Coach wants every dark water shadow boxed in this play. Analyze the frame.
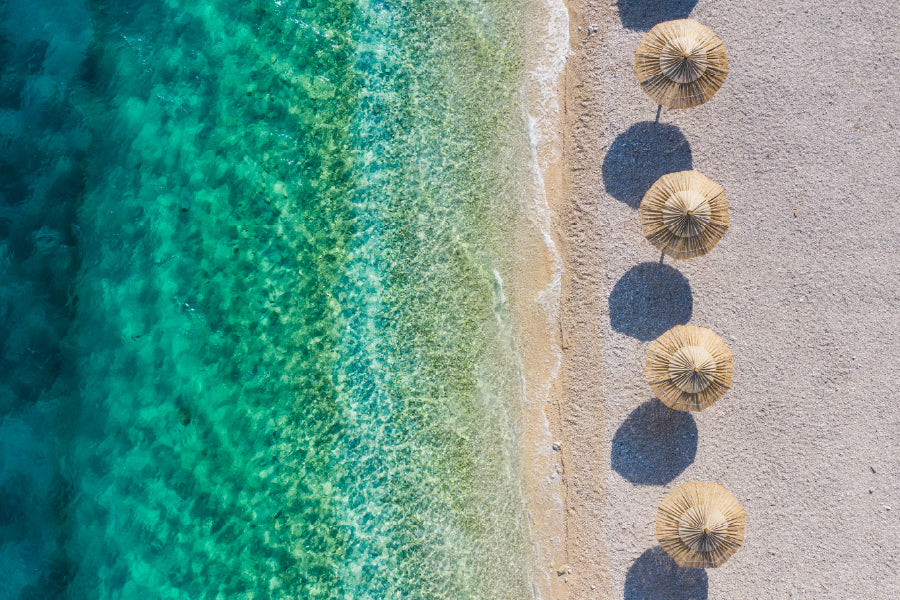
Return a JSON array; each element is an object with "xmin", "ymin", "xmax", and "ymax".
[
  {"xmin": 612, "ymin": 399, "xmax": 697, "ymax": 485},
  {"xmin": 608, "ymin": 263, "xmax": 692, "ymax": 341},
  {"xmin": 625, "ymin": 547, "xmax": 708, "ymax": 599},
  {"xmin": 602, "ymin": 122, "xmax": 692, "ymax": 209},
  {"xmin": 618, "ymin": 0, "xmax": 699, "ymax": 31},
  {"xmin": 0, "ymin": 11, "xmax": 87, "ymax": 598}
]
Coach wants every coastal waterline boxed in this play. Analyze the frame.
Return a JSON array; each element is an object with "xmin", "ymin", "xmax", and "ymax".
[{"xmin": 0, "ymin": 0, "xmax": 562, "ymax": 598}]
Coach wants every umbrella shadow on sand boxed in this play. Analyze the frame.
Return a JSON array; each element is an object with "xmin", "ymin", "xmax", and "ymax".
[
  {"xmin": 608, "ymin": 262, "xmax": 692, "ymax": 341},
  {"xmin": 602, "ymin": 122, "xmax": 693, "ymax": 209},
  {"xmin": 611, "ymin": 399, "xmax": 697, "ymax": 486},
  {"xmin": 617, "ymin": 0, "xmax": 699, "ymax": 31},
  {"xmin": 625, "ymin": 547, "xmax": 708, "ymax": 600}
]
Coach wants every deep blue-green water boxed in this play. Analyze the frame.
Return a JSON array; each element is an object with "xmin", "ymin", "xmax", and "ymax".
[{"xmin": 0, "ymin": 0, "xmax": 557, "ymax": 598}]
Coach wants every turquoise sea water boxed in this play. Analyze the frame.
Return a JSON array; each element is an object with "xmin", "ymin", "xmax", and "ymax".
[{"xmin": 1, "ymin": 0, "xmax": 544, "ymax": 598}]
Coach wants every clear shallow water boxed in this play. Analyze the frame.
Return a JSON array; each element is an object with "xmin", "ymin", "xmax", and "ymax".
[{"xmin": 0, "ymin": 0, "xmax": 542, "ymax": 598}]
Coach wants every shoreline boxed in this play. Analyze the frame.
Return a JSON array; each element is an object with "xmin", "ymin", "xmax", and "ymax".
[
  {"xmin": 508, "ymin": 0, "xmax": 612, "ymax": 598},
  {"xmin": 510, "ymin": 0, "xmax": 570, "ymax": 598}
]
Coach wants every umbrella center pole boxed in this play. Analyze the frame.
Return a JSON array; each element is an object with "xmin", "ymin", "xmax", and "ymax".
[
  {"xmin": 668, "ymin": 345, "xmax": 716, "ymax": 394},
  {"xmin": 662, "ymin": 190, "xmax": 711, "ymax": 239},
  {"xmin": 678, "ymin": 505, "xmax": 728, "ymax": 554},
  {"xmin": 659, "ymin": 37, "xmax": 709, "ymax": 84}
]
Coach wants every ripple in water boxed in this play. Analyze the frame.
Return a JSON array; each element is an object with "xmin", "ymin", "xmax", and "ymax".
[{"xmin": 0, "ymin": 0, "xmax": 542, "ymax": 598}]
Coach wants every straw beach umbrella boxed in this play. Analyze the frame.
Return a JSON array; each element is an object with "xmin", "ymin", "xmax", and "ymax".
[
  {"xmin": 657, "ymin": 481, "xmax": 746, "ymax": 568},
  {"xmin": 635, "ymin": 19, "xmax": 728, "ymax": 109},
  {"xmin": 640, "ymin": 170, "xmax": 729, "ymax": 259},
  {"xmin": 646, "ymin": 325, "xmax": 732, "ymax": 412}
]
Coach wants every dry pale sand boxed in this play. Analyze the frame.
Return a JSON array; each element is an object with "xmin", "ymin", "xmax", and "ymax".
[{"xmin": 551, "ymin": 1, "xmax": 900, "ymax": 598}]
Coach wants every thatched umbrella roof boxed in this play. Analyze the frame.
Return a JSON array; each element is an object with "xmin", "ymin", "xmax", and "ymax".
[
  {"xmin": 657, "ymin": 481, "xmax": 746, "ymax": 568},
  {"xmin": 635, "ymin": 19, "xmax": 729, "ymax": 109},
  {"xmin": 640, "ymin": 170, "xmax": 729, "ymax": 259},
  {"xmin": 646, "ymin": 325, "xmax": 733, "ymax": 412}
]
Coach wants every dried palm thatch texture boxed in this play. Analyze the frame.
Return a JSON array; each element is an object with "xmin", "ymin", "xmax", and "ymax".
[
  {"xmin": 635, "ymin": 19, "xmax": 729, "ymax": 109},
  {"xmin": 646, "ymin": 325, "xmax": 732, "ymax": 412},
  {"xmin": 657, "ymin": 481, "xmax": 746, "ymax": 568},
  {"xmin": 641, "ymin": 170, "xmax": 729, "ymax": 259}
]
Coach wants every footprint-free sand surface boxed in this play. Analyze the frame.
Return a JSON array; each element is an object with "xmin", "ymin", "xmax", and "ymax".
[{"xmin": 553, "ymin": 1, "xmax": 900, "ymax": 597}]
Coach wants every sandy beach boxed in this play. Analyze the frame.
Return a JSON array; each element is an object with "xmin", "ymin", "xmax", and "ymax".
[{"xmin": 551, "ymin": 0, "xmax": 900, "ymax": 597}]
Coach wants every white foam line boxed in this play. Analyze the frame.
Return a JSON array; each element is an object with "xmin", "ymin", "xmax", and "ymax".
[{"xmin": 521, "ymin": 0, "xmax": 569, "ymax": 598}]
